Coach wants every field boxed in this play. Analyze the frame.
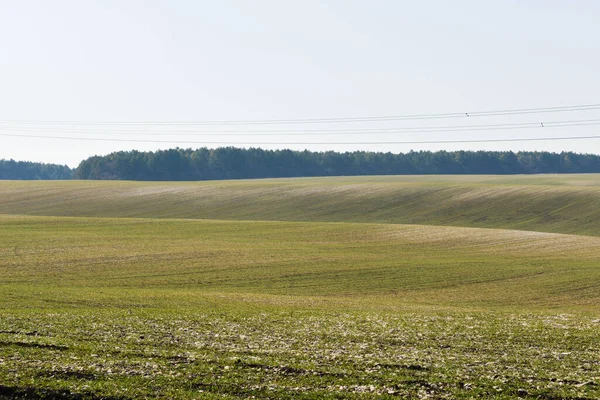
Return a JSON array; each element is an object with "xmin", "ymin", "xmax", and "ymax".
[
  {"xmin": 0, "ymin": 175, "xmax": 599, "ymax": 399},
  {"xmin": 2, "ymin": 175, "xmax": 600, "ymax": 235}
]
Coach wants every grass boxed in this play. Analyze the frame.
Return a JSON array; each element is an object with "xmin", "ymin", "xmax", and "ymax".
[
  {"xmin": 1, "ymin": 175, "xmax": 599, "ymax": 399},
  {"xmin": 1, "ymin": 174, "xmax": 600, "ymax": 236},
  {"xmin": 2, "ymin": 309, "xmax": 599, "ymax": 399},
  {"xmin": 1, "ymin": 215, "xmax": 600, "ymax": 310}
]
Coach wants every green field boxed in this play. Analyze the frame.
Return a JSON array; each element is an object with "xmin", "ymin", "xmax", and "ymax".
[
  {"xmin": 1, "ymin": 176, "xmax": 599, "ymax": 399},
  {"xmin": 2, "ymin": 174, "xmax": 600, "ymax": 236}
]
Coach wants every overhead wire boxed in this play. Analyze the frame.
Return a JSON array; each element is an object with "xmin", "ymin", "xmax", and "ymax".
[
  {"xmin": 2, "ymin": 131, "xmax": 600, "ymax": 145},
  {"xmin": 1, "ymin": 103, "xmax": 600, "ymax": 126},
  {"xmin": 1, "ymin": 119, "xmax": 600, "ymax": 136},
  {"xmin": 2, "ymin": 103, "xmax": 600, "ymax": 146}
]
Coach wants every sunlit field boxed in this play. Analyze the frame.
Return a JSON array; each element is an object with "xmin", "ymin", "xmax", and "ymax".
[
  {"xmin": 1, "ymin": 176, "xmax": 599, "ymax": 399},
  {"xmin": 2, "ymin": 174, "xmax": 600, "ymax": 236}
]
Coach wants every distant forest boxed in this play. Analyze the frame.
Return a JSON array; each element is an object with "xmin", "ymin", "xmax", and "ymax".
[
  {"xmin": 0, "ymin": 159, "xmax": 72, "ymax": 180},
  {"xmin": 71, "ymin": 148, "xmax": 600, "ymax": 181},
  {"xmin": 5, "ymin": 148, "xmax": 600, "ymax": 181}
]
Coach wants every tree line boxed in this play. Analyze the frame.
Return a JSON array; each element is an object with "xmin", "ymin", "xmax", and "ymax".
[
  {"xmin": 72, "ymin": 147, "xmax": 600, "ymax": 180},
  {"xmin": 5, "ymin": 148, "xmax": 600, "ymax": 181},
  {"xmin": 0, "ymin": 159, "xmax": 72, "ymax": 180}
]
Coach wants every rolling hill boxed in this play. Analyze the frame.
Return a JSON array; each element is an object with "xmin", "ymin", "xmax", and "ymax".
[
  {"xmin": 1, "ymin": 215, "xmax": 599, "ymax": 310},
  {"xmin": 2, "ymin": 175, "xmax": 600, "ymax": 398},
  {"xmin": 2, "ymin": 174, "xmax": 600, "ymax": 236}
]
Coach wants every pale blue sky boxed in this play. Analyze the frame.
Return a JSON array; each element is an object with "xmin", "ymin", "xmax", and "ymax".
[{"xmin": 1, "ymin": 1, "xmax": 600, "ymax": 167}]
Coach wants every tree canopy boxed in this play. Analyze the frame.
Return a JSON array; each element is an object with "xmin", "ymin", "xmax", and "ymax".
[
  {"xmin": 0, "ymin": 159, "xmax": 72, "ymax": 180},
  {"xmin": 73, "ymin": 147, "xmax": 600, "ymax": 181}
]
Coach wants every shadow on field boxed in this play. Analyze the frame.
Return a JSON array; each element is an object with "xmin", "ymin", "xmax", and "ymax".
[
  {"xmin": 233, "ymin": 359, "xmax": 347, "ymax": 377},
  {"xmin": 37, "ymin": 370, "xmax": 99, "ymax": 381},
  {"xmin": 0, "ymin": 385, "xmax": 129, "ymax": 400},
  {"xmin": 0, "ymin": 340, "xmax": 67, "ymax": 351},
  {"xmin": 0, "ymin": 330, "xmax": 39, "ymax": 336},
  {"xmin": 375, "ymin": 363, "xmax": 429, "ymax": 371}
]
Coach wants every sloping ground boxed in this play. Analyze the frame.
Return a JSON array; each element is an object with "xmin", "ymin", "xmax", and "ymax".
[
  {"xmin": 1, "ymin": 177, "xmax": 599, "ymax": 399},
  {"xmin": 1, "ymin": 174, "xmax": 600, "ymax": 236},
  {"xmin": 2, "ymin": 215, "xmax": 599, "ymax": 310}
]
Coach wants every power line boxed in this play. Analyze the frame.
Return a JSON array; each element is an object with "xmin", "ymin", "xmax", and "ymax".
[
  {"xmin": 2, "ymin": 131, "xmax": 600, "ymax": 145},
  {"xmin": 1, "ymin": 119, "xmax": 600, "ymax": 136},
  {"xmin": 1, "ymin": 103, "xmax": 600, "ymax": 126}
]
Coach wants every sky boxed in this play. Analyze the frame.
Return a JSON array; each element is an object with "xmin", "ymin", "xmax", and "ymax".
[{"xmin": 1, "ymin": 0, "xmax": 600, "ymax": 167}]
